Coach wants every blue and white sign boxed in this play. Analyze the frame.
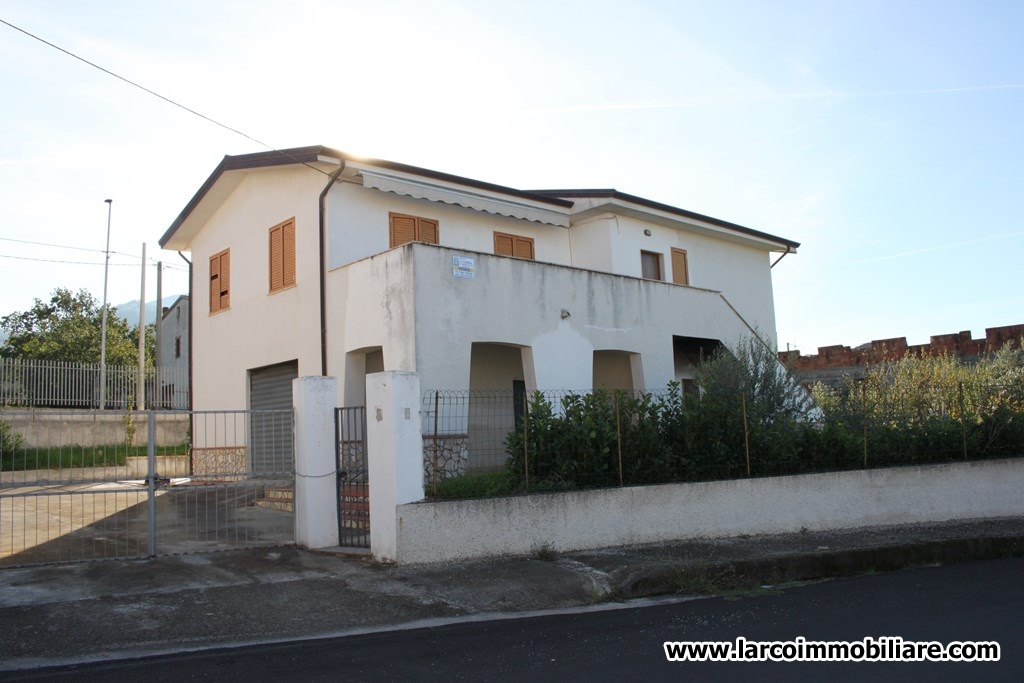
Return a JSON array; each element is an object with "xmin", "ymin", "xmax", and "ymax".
[{"xmin": 452, "ymin": 255, "xmax": 475, "ymax": 279}]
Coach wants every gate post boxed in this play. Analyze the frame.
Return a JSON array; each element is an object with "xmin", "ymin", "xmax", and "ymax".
[
  {"xmin": 366, "ymin": 371, "xmax": 424, "ymax": 563},
  {"xmin": 293, "ymin": 375, "xmax": 339, "ymax": 549}
]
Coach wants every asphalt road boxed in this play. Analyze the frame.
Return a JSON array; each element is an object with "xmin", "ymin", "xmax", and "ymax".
[{"xmin": 5, "ymin": 557, "xmax": 1022, "ymax": 682}]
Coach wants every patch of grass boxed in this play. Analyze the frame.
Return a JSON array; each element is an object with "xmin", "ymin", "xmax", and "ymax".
[
  {"xmin": 590, "ymin": 586, "xmax": 624, "ymax": 604},
  {"xmin": 430, "ymin": 470, "xmax": 514, "ymax": 500},
  {"xmin": 532, "ymin": 543, "xmax": 558, "ymax": 562},
  {"xmin": 2, "ymin": 444, "xmax": 189, "ymax": 471},
  {"xmin": 675, "ymin": 564, "xmax": 728, "ymax": 595},
  {"xmin": 674, "ymin": 563, "xmax": 762, "ymax": 596}
]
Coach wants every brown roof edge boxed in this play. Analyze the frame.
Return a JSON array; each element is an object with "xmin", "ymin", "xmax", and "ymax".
[
  {"xmin": 530, "ymin": 188, "xmax": 801, "ymax": 250},
  {"xmin": 159, "ymin": 146, "xmax": 331, "ymax": 248},
  {"xmin": 160, "ymin": 145, "xmax": 575, "ymax": 248}
]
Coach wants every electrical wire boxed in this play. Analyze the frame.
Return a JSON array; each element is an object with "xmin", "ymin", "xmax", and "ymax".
[
  {"xmin": 0, "ymin": 253, "xmax": 144, "ymax": 266},
  {"xmin": 0, "ymin": 17, "xmax": 335, "ymax": 180},
  {"xmin": 0, "ymin": 237, "xmax": 188, "ymax": 271},
  {"xmin": 0, "ymin": 236, "xmax": 106, "ymax": 254}
]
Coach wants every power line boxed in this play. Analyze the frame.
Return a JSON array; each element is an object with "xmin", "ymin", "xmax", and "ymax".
[
  {"xmin": 0, "ymin": 17, "xmax": 335, "ymax": 180},
  {"xmin": 0, "ymin": 236, "xmax": 104, "ymax": 254},
  {"xmin": 0, "ymin": 237, "xmax": 189, "ymax": 271},
  {"xmin": 0, "ymin": 253, "xmax": 165, "ymax": 267}
]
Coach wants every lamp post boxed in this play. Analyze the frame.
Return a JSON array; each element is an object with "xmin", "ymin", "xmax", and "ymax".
[{"xmin": 100, "ymin": 199, "xmax": 112, "ymax": 409}]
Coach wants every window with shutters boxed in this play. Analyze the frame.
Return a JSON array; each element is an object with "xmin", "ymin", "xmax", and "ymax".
[
  {"xmin": 640, "ymin": 250, "xmax": 662, "ymax": 281},
  {"xmin": 209, "ymin": 249, "xmax": 230, "ymax": 314},
  {"xmin": 671, "ymin": 247, "xmax": 689, "ymax": 286},
  {"xmin": 493, "ymin": 231, "xmax": 535, "ymax": 260},
  {"xmin": 269, "ymin": 218, "xmax": 296, "ymax": 293},
  {"xmin": 389, "ymin": 212, "xmax": 439, "ymax": 248}
]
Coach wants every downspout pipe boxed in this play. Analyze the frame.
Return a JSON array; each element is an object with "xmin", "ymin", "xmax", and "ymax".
[
  {"xmin": 178, "ymin": 251, "xmax": 192, "ymax": 411},
  {"xmin": 319, "ymin": 163, "xmax": 346, "ymax": 376}
]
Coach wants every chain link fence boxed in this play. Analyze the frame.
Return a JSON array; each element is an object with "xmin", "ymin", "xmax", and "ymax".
[
  {"xmin": 0, "ymin": 409, "xmax": 293, "ymax": 567},
  {"xmin": 421, "ymin": 383, "xmax": 1024, "ymax": 497}
]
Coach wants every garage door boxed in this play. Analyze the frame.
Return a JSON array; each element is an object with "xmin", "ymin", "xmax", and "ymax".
[{"xmin": 249, "ymin": 360, "xmax": 297, "ymax": 474}]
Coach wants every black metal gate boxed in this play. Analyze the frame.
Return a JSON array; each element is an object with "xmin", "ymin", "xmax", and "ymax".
[{"xmin": 335, "ymin": 406, "xmax": 369, "ymax": 548}]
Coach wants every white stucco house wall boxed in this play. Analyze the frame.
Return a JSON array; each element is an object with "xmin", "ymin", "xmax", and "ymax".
[
  {"xmin": 156, "ymin": 295, "xmax": 189, "ymax": 409},
  {"xmin": 159, "ymin": 145, "xmax": 799, "ymax": 427}
]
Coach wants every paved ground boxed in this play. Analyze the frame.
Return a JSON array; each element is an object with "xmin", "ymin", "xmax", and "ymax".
[
  {"xmin": 1, "ymin": 481, "xmax": 293, "ymax": 566},
  {"xmin": 1, "ymin": 516, "xmax": 1022, "ymax": 672}
]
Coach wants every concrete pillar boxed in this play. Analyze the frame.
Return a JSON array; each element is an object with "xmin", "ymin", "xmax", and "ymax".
[
  {"xmin": 367, "ymin": 371, "xmax": 424, "ymax": 563},
  {"xmin": 293, "ymin": 375, "xmax": 339, "ymax": 550}
]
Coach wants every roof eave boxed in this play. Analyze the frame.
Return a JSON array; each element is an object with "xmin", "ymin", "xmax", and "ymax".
[
  {"xmin": 159, "ymin": 146, "xmax": 342, "ymax": 250},
  {"xmin": 533, "ymin": 189, "xmax": 801, "ymax": 252}
]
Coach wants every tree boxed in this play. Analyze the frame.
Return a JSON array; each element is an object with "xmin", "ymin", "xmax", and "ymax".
[{"xmin": 0, "ymin": 288, "xmax": 153, "ymax": 365}]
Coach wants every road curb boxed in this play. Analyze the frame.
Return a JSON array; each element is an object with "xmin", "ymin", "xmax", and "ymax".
[{"xmin": 613, "ymin": 535, "xmax": 1024, "ymax": 598}]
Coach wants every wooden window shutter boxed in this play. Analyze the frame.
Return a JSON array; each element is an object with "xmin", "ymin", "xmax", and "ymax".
[
  {"xmin": 513, "ymin": 236, "xmax": 535, "ymax": 260},
  {"xmin": 419, "ymin": 218, "xmax": 439, "ymax": 245},
  {"xmin": 671, "ymin": 248, "xmax": 689, "ymax": 286},
  {"xmin": 269, "ymin": 219, "xmax": 296, "ymax": 292},
  {"xmin": 390, "ymin": 212, "xmax": 439, "ymax": 247},
  {"xmin": 209, "ymin": 253, "xmax": 220, "ymax": 313},
  {"xmin": 269, "ymin": 226, "xmax": 284, "ymax": 291},
  {"xmin": 494, "ymin": 232, "xmax": 514, "ymax": 256},
  {"xmin": 389, "ymin": 213, "xmax": 418, "ymax": 248},
  {"xmin": 282, "ymin": 219, "xmax": 296, "ymax": 287},
  {"xmin": 218, "ymin": 250, "xmax": 230, "ymax": 309},
  {"xmin": 210, "ymin": 249, "xmax": 230, "ymax": 313},
  {"xmin": 494, "ymin": 231, "xmax": 535, "ymax": 260}
]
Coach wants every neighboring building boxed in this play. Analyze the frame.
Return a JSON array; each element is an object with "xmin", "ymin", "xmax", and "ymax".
[
  {"xmin": 779, "ymin": 323, "xmax": 1024, "ymax": 386},
  {"xmin": 159, "ymin": 146, "xmax": 799, "ymax": 417},
  {"xmin": 156, "ymin": 295, "xmax": 190, "ymax": 409}
]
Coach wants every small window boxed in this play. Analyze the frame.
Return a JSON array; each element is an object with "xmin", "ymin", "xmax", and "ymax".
[
  {"xmin": 641, "ymin": 251, "xmax": 662, "ymax": 281},
  {"xmin": 209, "ymin": 249, "xmax": 230, "ymax": 313},
  {"xmin": 389, "ymin": 212, "xmax": 439, "ymax": 248},
  {"xmin": 269, "ymin": 218, "xmax": 296, "ymax": 292},
  {"xmin": 671, "ymin": 248, "xmax": 689, "ymax": 286},
  {"xmin": 493, "ymin": 231, "xmax": 535, "ymax": 260},
  {"xmin": 175, "ymin": 337, "xmax": 182, "ymax": 359}
]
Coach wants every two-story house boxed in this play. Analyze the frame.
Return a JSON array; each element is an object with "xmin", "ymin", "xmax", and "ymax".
[{"xmin": 159, "ymin": 146, "xmax": 798, "ymax": 429}]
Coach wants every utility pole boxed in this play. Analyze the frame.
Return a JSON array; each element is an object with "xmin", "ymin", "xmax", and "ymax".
[
  {"xmin": 137, "ymin": 243, "xmax": 146, "ymax": 410},
  {"xmin": 155, "ymin": 261, "xmax": 163, "ymax": 408},
  {"xmin": 100, "ymin": 199, "xmax": 112, "ymax": 410}
]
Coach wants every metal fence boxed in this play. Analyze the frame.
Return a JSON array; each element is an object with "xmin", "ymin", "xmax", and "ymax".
[
  {"xmin": 0, "ymin": 408, "xmax": 294, "ymax": 567},
  {"xmin": 336, "ymin": 407, "xmax": 368, "ymax": 549},
  {"xmin": 0, "ymin": 358, "xmax": 189, "ymax": 410},
  {"xmin": 421, "ymin": 390, "xmax": 523, "ymax": 477},
  {"xmin": 421, "ymin": 385, "xmax": 1024, "ymax": 496}
]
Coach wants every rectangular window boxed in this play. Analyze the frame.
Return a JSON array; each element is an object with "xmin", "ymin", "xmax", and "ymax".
[
  {"xmin": 641, "ymin": 250, "xmax": 662, "ymax": 281},
  {"xmin": 209, "ymin": 249, "xmax": 230, "ymax": 313},
  {"xmin": 671, "ymin": 247, "xmax": 689, "ymax": 286},
  {"xmin": 389, "ymin": 212, "xmax": 439, "ymax": 248},
  {"xmin": 493, "ymin": 231, "xmax": 535, "ymax": 260},
  {"xmin": 269, "ymin": 218, "xmax": 296, "ymax": 292},
  {"xmin": 175, "ymin": 337, "xmax": 182, "ymax": 359}
]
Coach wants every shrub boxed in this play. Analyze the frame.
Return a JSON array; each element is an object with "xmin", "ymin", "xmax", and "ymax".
[
  {"xmin": 499, "ymin": 335, "xmax": 1024, "ymax": 497},
  {"xmin": 1, "ymin": 417, "xmax": 24, "ymax": 465}
]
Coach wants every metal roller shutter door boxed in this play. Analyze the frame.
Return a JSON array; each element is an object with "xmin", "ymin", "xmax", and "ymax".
[{"xmin": 249, "ymin": 360, "xmax": 297, "ymax": 474}]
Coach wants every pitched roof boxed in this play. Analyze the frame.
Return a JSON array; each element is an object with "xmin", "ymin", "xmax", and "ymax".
[
  {"xmin": 530, "ymin": 189, "xmax": 800, "ymax": 250},
  {"xmin": 160, "ymin": 145, "xmax": 799, "ymax": 252}
]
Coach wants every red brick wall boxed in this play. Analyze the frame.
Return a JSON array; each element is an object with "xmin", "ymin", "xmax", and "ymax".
[{"xmin": 780, "ymin": 324, "xmax": 1024, "ymax": 374}]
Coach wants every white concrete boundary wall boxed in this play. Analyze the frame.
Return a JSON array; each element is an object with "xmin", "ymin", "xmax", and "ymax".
[
  {"xmin": 293, "ymin": 376, "xmax": 339, "ymax": 550},
  {"xmin": 394, "ymin": 458, "xmax": 1024, "ymax": 564},
  {"xmin": 367, "ymin": 371, "xmax": 425, "ymax": 562}
]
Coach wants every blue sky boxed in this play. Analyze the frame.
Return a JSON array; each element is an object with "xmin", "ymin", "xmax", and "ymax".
[{"xmin": 0, "ymin": 0, "xmax": 1021, "ymax": 353}]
